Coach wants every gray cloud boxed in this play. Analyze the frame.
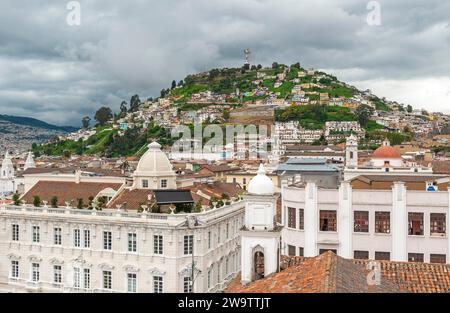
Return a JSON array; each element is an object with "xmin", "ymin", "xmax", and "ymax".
[{"xmin": 0, "ymin": 0, "xmax": 449, "ymax": 126}]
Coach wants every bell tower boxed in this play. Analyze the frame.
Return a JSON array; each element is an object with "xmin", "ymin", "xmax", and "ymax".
[
  {"xmin": 345, "ymin": 134, "xmax": 358, "ymax": 168},
  {"xmin": 240, "ymin": 164, "xmax": 281, "ymax": 284}
]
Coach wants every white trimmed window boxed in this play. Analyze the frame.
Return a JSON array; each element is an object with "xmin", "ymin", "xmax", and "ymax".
[
  {"xmin": 73, "ymin": 267, "xmax": 80, "ymax": 288},
  {"xmin": 83, "ymin": 229, "xmax": 90, "ymax": 248},
  {"xmin": 127, "ymin": 273, "xmax": 137, "ymax": 293},
  {"xmin": 103, "ymin": 271, "xmax": 112, "ymax": 290},
  {"xmin": 53, "ymin": 265, "xmax": 62, "ymax": 284},
  {"xmin": 83, "ymin": 269, "xmax": 90, "ymax": 289},
  {"xmin": 183, "ymin": 235, "xmax": 193, "ymax": 255},
  {"xmin": 54, "ymin": 227, "xmax": 62, "ymax": 245},
  {"xmin": 32, "ymin": 226, "xmax": 40, "ymax": 243},
  {"xmin": 128, "ymin": 233, "xmax": 137, "ymax": 252},
  {"xmin": 74, "ymin": 229, "xmax": 81, "ymax": 247},
  {"xmin": 12, "ymin": 224, "xmax": 19, "ymax": 241},
  {"xmin": 183, "ymin": 276, "xmax": 192, "ymax": 293},
  {"xmin": 207, "ymin": 231, "xmax": 211, "ymax": 250},
  {"xmin": 153, "ymin": 276, "xmax": 163, "ymax": 293},
  {"xmin": 142, "ymin": 179, "xmax": 149, "ymax": 188},
  {"xmin": 103, "ymin": 231, "xmax": 112, "ymax": 250},
  {"xmin": 11, "ymin": 260, "xmax": 19, "ymax": 278},
  {"xmin": 153, "ymin": 235, "xmax": 163, "ymax": 255},
  {"xmin": 161, "ymin": 179, "xmax": 167, "ymax": 188},
  {"xmin": 31, "ymin": 263, "xmax": 40, "ymax": 282}
]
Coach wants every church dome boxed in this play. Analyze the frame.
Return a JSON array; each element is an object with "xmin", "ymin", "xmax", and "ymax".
[
  {"xmin": 248, "ymin": 163, "xmax": 275, "ymax": 195},
  {"xmin": 135, "ymin": 142, "xmax": 174, "ymax": 174},
  {"xmin": 372, "ymin": 145, "xmax": 401, "ymax": 159}
]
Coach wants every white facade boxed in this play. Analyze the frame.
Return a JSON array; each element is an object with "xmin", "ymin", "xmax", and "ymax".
[
  {"xmin": 0, "ymin": 201, "xmax": 244, "ymax": 293},
  {"xmin": 1, "ymin": 152, "xmax": 16, "ymax": 196},
  {"xmin": 281, "ymin": 182, "xmax": 450, "ymax": 263},
  {"xmin": 240, "ymin": 164, "xmax": 281, "ymax": 284}
]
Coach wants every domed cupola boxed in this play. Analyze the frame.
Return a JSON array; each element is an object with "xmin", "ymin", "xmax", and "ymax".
[
  {"xmin": 132, "ymin": 141, "xmax": 176, "ymax": 189},
  {"xmin": 248, "ymin": 163, "xmax": 275, "ymax": 195}
]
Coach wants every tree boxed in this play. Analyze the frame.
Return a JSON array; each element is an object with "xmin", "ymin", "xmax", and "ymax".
[
  {"xmin": 33, "ymin": 196, "xmax": 41, "ymax": 207},
  {"xmin": 82, "ymin": 116, "xmax": 91, "ymax": 128},
  {"xmin": 77, "ymin": 198, "xmax": 84, "ymax": 209},
  {"xmin": 50, "ymin": 196, "xmax": 58, "ymax": 208},
  {"xmin": 160, "ymin": 89, "xmax": 166, "ymax": 98},
  {"xmin": 171, "ymin": 80, "xmax": 176, "ymax": 89},
  {"xmin": 120, "ymin": 101, "xmax": 128, "ymax": 114},
  {"xmin": 178, "ymin": 80, "xmax": 183, "ymax": 87},
  {"xmin": 94, "ymin": 106, "xmax": 113, "ymax": 125},
  {"xmin": 272, "ymin": 62, "xmax": 279, "ymax": 69},
  {"xmin": 257, "ymin": 64, "xmax": 262, "ymax": 70},
  {"xmin": 12, "ymin": 193, "xmax": 21, "ymax": 206},
  {"xmin": 406, "ymin": 105, "xmax": 413, "ymax": 113},
  {"xmin": 129, "ymin": 95, "xmax": 141, "ymax": 112},
  {"xmin": 355, "ymin": 104, "xmax": 374, "ymax": 127}
]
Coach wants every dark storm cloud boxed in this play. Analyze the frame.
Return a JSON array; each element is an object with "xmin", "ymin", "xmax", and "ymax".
[{"xmin": 0, "ymin": 0, "xmax": 449, "ymax": 126}]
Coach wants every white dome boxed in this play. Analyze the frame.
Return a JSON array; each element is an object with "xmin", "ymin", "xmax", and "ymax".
[
  {"xmin": 248, "ymin": 163, "xmax": 275, "ymax": 195},
  {"xmin": 135, "ymin": 142, "xmax": 174, "ymax": 174}
]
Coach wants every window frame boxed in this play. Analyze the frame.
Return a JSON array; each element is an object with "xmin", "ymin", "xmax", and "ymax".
[
  {"xmin": 375, "ymin": 211, "xmax": 390, "ymax": 234},
  {"xmin": 103, "ymin": 231, "xmax": 112, "ymax": 250},
  {"xmin": 319, "ymin": 210, "xmax": 337, "ymax": 232},
  {"xmin": 354, "ymin": 211, "xmax": 369, "ymax": 233},
  {"xmin": 153, "ymin": 235, "xmax": 163, "ymax": 255},
  {"xmin": 12, "ymin": 224, "xmax": 19, "ymax": 241}
]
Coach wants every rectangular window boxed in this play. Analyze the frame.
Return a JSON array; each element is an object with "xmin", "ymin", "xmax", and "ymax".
[
  {"xmin": 184, "ymin": 235, "xmax": 194, "ymax": 255},
  {"xmin": 103, "ymin": 271, "xmax": 112, "ymax": 290},
  {"xmin": 11, "ymin": 260, "xmax": 19, "ymax": 278},
  {"xmin": 127, "ymin": 273, "xmax": 137, "ymax": 293},
  {"xmin": 226, "ymin": 223, "xmax": 229, "ymax": 239},
  {"xmin": 288, "ymin": 245, "xmax": 296, "ymax": 256},
  {"xmin": 218, "ymin": 226, "xmax": 221, "ymax": 244},
  {"xmin": 31, "ymin": 263, "xmax": 40, "ymax": 282},
  {"xmin": 83, "ymin": 229, "xmax": 90, "ymax": 248},
  {"xmin": 430, "ymin": 213, "xmax": 446, "ymax": 236},
  {"xmin": 128, "ymin": 233, "xmax": 137, "ymax": 252},
  {"xmin": 153, "ymin": 235, "xmax": 163, "ymax": 255},
  {"xmin": 354, "ymin": 211, "xmax": 369, "ymax": 233},
  {"xmin": 299, "ymin": 247, "xmax": 304, "ymax": 257},
  {"xmin": 83, "ymin": 268, "xmax": 90, "ymax": 289},
  {"xmin": 207, "ymin": 231, "xmax": 211, "ymax": 250},
  {"xmin": 375, "ymin": 212, "xmax": 390, "ymax": 234},
  {"xmin": 73, "ymin": 267, "xmax": 80, "ymax": 288},
  {"xmin": 161, "ymin": 179, "xmax": 167, "ymax": 188},
  {"xmin": 183, "ymin": 277, "xmax": 192, "ymax": 293},
  {"xmin": 153, "ymin": 276, "xmax": 163, "ymax": 293},
  {"xmin": 12, "ymin": 224, "xmax": 19, "ymax": 241},
  {"xmin": 74, "ymin": 229, "xmax": 81, "ymax": 247},
  {"xmin": 53, "ymin": 265, "xmax": 62, "ymax": 284},
  {"xmin": 54, "ymin": 227, "xmax": 62, "ymax": 245},
  {"xmin": 103, "ymin": 231, "xmax": 112, "ymax": 250},
  {"xmin": 142, "ymin": 179, "xmax": 149, "ymax": 188},
  {"xmin": 430, "ymin": 254, "xmax": 446, "ymax": 264},
  {"xmin": 319, "ymin": 210, "xmax": 337, "ymax": 232},
  {"xmin": 287, "ymin": 207, "xmax": 296, "ymax": 228},
  {"xmin": 299, "ymin": 209, "xmax": 304, "ymax": 230},
  {"xmin": 408, "ymin": 253, "xmax": 424, "ymax": 263},
  {"xmin": 375, "ymin": 251, "xmax": 390, "ymax": 261},
  {"xmin": 408, "ymin": 213, "xmax": 424, "ymax": 236},
  {"xmin": 32, "ymin": 226, "xmax": 40, "ymax": 243},
  {"xmin": 354, "ymin": 251, "xmax": 369, "ymax": 260}
]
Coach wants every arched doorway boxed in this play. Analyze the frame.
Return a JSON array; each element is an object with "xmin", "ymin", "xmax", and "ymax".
[{"xmin": 252, "ymin": 245, "xmax": 265, "ymax": 281}]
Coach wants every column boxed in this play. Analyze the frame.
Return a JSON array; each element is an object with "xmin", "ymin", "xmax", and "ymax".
[
  {"xmin": 304, "ymin": 182, "xmax": 318, "ymax": 257},
  {"xmin": 338, "ymin": 181, "xmax": 352, "ymax": 259},
  {"xmin": 392, "ymin": 182, "xmax": 407, "ymax": 262}
]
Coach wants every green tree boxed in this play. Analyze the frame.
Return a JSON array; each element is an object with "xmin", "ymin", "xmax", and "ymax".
[
  {"xmin": 77, "ymin": 198, "xmax": 84, "ymax": 209},
  {"xmin": 82, "ymin": 116, "xmax": 91, "ymax": 128},
  {"xmin": 171, "ymin": 80, "xmax": 177, "ymax": 89},
  {"xmin": 129, "ymin": 95, "xmax": 141, "ymax": 112},
  {"xmin": 50, "ymin": 196, "xmax": 58, "ymax": 208},
  {"xmin": 94, "ymin": 106, "xmax": 113, "ymax": 126},
  {"xmin": 33, "ymin": 196, "xmax": 41, "ymax": 207},
  {"xmin": 120, "ymin": 101, "xmax": 128, "ymax": 115},
  {"xmin": 12, "ymin": 193, "xmax": 21, "ymax": 206},
  {"xmin": 406, "ymin": 105, "xmax": 413, "ymax": 113},
  {"xmin": 355, "ymin": 104, "xmax": 374, "ymax": 127}
]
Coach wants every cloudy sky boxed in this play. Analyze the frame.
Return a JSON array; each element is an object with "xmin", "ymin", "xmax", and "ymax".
[{"xmin": 0, "ymin": 0, "xmax": 449, "ymax": 126}]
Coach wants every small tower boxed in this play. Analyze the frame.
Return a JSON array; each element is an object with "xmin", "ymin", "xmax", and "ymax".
[
  {"xmin": 345, "ymin": 134, "xmax": 358, "ymax": 168},
  {"xmin": 243, "ymin": 48, "xmax": 251, "ymax": 70},
  {"xmin": 1, "ymin": 152, "xmax": 14, "ymax": 179},
  {"xmin": 241, "ymin": 164, "xmax": 281, "ymax": 284},
  {"xmin": 24, "ymin": 151, "xmax": 36, "ymax": 171}
]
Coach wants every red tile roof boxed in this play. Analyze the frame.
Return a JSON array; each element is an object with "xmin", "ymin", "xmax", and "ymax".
[{"xmin": 226, "ymin": 252, "xmax": 450, "ymax": 293}]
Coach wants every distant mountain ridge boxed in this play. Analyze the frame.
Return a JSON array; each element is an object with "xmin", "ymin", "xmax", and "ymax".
[{"xmin": 0, "ymin": 114, "xmax": 78, "ymax": 132}]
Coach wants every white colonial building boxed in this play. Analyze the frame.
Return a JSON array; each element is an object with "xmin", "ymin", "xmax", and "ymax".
[
  {"xmin": 1, "ymin": 152, "xmax": 16, "ymax": 197},
  {"xmin": 281, "ymin": 181, "xmax": 450, "ymax": 264},
  {"xmin": 0, "ymin": 143, "xmax": 245, "ymax": 293}
]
